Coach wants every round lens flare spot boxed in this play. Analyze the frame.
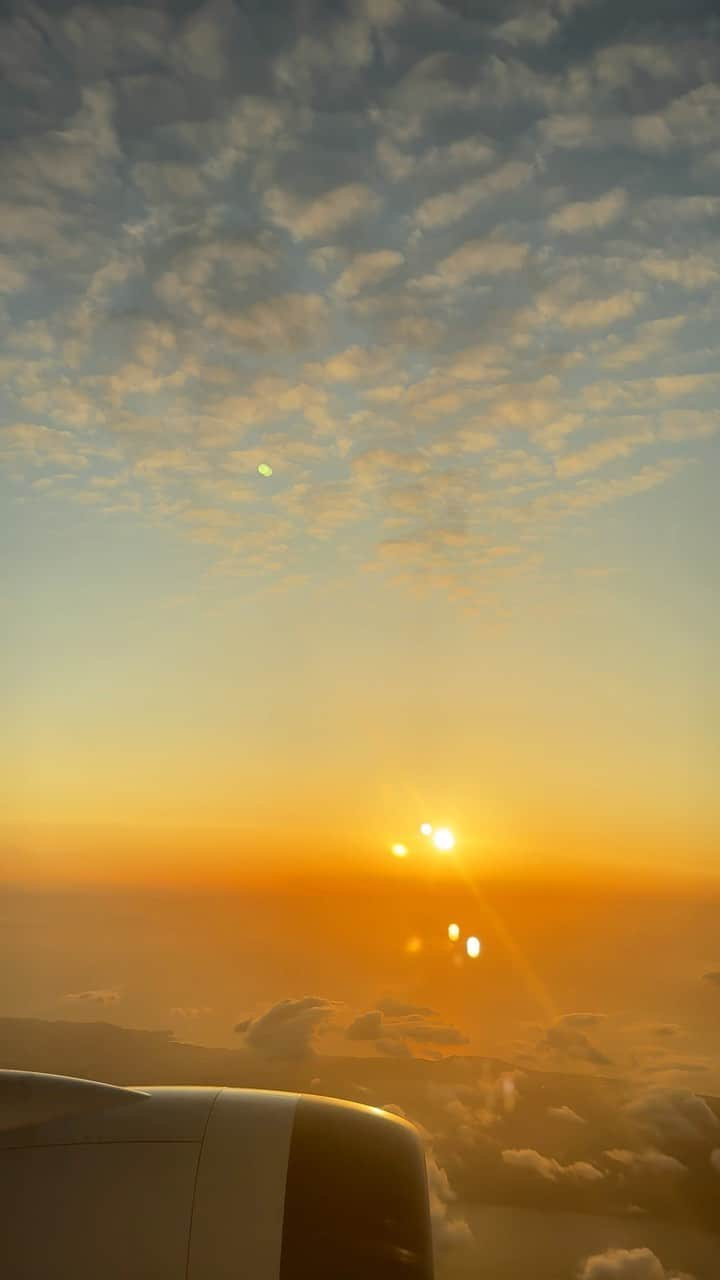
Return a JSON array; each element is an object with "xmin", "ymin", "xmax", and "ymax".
[
  {"xmin": 257, "ymin": 463, "xmax": 273, "ymax": 477},
  {"xmin": 448, "ymin": 923, "xmax": 460, "ymax": 942},
  {"xmin": 433, "ymin": 827, "xmax": 455, "ymax": 852},
  {"xmin": 405, "ymin": 936, "xmax": 423, "ymax": 955},
  {"xmin": 391, "ymin": 843, "xmax": 408, "ymax": 858},
  {"xmin": 466, "ymin": 935, "xmax": 482, "ymax": 959},
  {"xmin": 420, "ymin": 823, "xmax": 433, "ymax": 837}
]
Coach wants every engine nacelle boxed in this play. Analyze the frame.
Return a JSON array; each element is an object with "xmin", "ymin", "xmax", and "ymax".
[{"xmin": 0, "ymin": 1070, "xmax": 434, "ymax": 1280}]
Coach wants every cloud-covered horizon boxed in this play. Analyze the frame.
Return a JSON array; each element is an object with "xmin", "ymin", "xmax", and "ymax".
[{"xmin": 2, "ymin": 0, "xmax": 719, "ymax": 612}]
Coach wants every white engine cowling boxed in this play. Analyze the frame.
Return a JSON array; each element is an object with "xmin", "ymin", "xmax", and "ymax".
[{"xmin": 0, "ymin": 1070, "xmax": 434, "ymax": 1280}]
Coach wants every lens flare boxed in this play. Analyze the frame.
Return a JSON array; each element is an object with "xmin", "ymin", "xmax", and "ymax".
[
  {"xmin": 405, "ymin": 936, "xmax": 423, "ymax": 954},
  {"xmin": 448, "ymin": 923, "xmax": 460, "ymax": 942},
  {"xmin": 433, "ymin": 827, "xmax": 455, "ymax": 852},
  {"xmin": 420, "ymin": 823, "xmax": 433, "ymax": 836},
  {"xmin": 257, "ymin": 463, "xmax": 273, "ymax": 477},
  {"xmin": 391, "ymin": 843, "xmax": 408, "ymax": 857},
  {"xmin": 466, "ymin": 935, "xmax": 481, "ymax": 959}
]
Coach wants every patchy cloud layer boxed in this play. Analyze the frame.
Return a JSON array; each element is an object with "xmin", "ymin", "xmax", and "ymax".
[{"xmin": 1, "ymin": 0, "xmax": 718, "ymax": 611}]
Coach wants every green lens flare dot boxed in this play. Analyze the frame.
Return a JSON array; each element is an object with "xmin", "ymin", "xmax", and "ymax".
[{"xmin": 257, "ymin": 463, "xmax": 273, "ymax": 477}]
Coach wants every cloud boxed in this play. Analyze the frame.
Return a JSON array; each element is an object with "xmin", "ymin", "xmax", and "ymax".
[
  {"xmin": 555, "ymin": 430, "xmax": 653, "ymax": 477},
  {"xmin": 415, "ymin": 161, "xmax": 533, "ymax": 229},
  {"xmin": 402, "ymin": 1023, "xmax": 469, "ymax": 1046},
  {"xmin": 377, "ymin": 1037, "xmax": 413, "ymax": 1058},
  {"xmin": 376, "ymin": 997, "xmax": 437, "ymax": 1017},
  {"xmin": 334, "ymin": 250, "xmax": 404, "ymax": 298},
  {"xmin": 600, "ymin": 316, "xmax": 687, "ymax": 370},
  {"xmin": 502, "ymin": 1149, "xmax": 604, "ymax": 1182},
  {"xmin": 346, "ymin": 1010, "xmax": 385, "ymax": 1040},
  {"xmin": 206, "ymin": 293, "xmax": 328, "ymax": 351},
  {"xmin": 169, "ymin": 1006, "xmax": 212, "ymax": 1018},
  {"xmin": 305, "ymin": 345, "xmax": 398, "ymax": 384},
  {"xmin": 578, "ymin": 1247, "xmax": 694, "ymax": 1279},
  {"xmin": 703, "ymin": 971, "xmax": 720, "ymax": 986},
  {"xmin": 63, "ymin": 988, "xmax": 120, "ymax": 1005},
  {"xmin": 538, "ymin": 1015, "xmax": 612, "ymax": 1065},
  {"xmin": 234, "ymin": 996, "xmax": 338, "ymax": 1058},
  {"xmin": 426, "ymin": 1151, "xmax": 473, "ymax": 1252},
  {"xmin": 263, "ymin": 183, "xmax": 381, "ymax": 240},
  {"xmin": 631, "ymin": 81, "xmax": 720, "ymax": 151},
  {"xmin": 549, "ymin": 188, "xmax": 627, "ymax": 233},
  {"xmin": 413, "ymin": 237, "xmax": 529, "ymax": 289},
  {"xmin": 605, "ymin": 1149, "xmax": 687, "ymax": 1176},
  {"xmin": 561, "ymin": 292, "xmax": 644, "ymax": 329},
  {"xmin": 494, "ymin": 10, "xmax": 561, "ymax": 47},
  {"xmin": 2, "ymin": 83, "xmax": 118, "ymax": 198},
  {"xmin": 0, "ymin": 254, "xmax": 28, "ymax": 293},
  {"xmin": 547, "ymin": 1105, "xmax": 587, "ymax": 1124},
  {"xmin": 624, "ymin": 1088, "xmax": 720, "ymax": 1143},
  {"xmin": 638, "ymin": 255, "xmax": 719, "ymax": 289}
]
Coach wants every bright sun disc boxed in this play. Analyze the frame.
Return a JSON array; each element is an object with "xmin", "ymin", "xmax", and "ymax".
[
  {"xmin": 466, "ymin": 936, "xmax": 481, "ymax": 959},
  {"xmin": 391, "ymin": 843, "xmax": 408, "ymax": 857},
  {"xmin": 433, "ymin": 827, "xmax": 455, "ymax": 852}
]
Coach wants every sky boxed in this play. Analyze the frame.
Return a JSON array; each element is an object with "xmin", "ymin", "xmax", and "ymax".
[
  {"xmin": 2, "ymin": 12, "xmax": 720, "ymax": 1274},
  {"xmin": 2, "ymin": 0, "xmax": 719, "ymax": 891}
]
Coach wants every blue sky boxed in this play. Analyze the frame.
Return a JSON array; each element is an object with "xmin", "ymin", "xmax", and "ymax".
[{"xmin": 2, "ymin": 0, "xmax": 718, "ymax": 876}]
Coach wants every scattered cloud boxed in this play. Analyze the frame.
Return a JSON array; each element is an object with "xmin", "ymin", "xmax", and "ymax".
[
  {"xmin": 263, "ymin": 183, "xmax": 381, "ymax": 240},
  {"xmin": 578, "ymin": 1247, "xmax": 694, "ymax": 1279},
  {"xmin": 415, "ymin": 161, "xmax": 533, "ymax": 229},
  {"xmin": 547, "ymin": 1104, "xmax": 587, "ymax": 1123},
  {"xmin": 502, "ymin": 1148, "xmax": 604, "ymax": 1182},
  {"xmin": 549, "ymin": 188, "xmax": 627, "ymax": 234},
  {"xmin": 605, "ymin": 1149, "xmax": 688, "ymax": 1176},
  {"xmin": 63, "ymin": 988, "xmax": 120, "ymax": 1005},
  {"xmin": 376, "ymin": 997, "xmax": 437, "ymax": 1017},
  {"xmin": 624, "ymin": 1088, "xmax": 720, "ymax": 1143},
  {"xmin": 334, "ymin": 250, "xmax": 404, "ymax": 297},
  {"xmin": 234, "ymin": 996, "xmax": 339, "ymax": 1058}
]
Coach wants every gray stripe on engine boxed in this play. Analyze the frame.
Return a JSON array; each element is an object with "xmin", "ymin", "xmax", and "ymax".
[{"xmin": 187, "ymin": 1088, "xmax": 299, "ymax": 1280}]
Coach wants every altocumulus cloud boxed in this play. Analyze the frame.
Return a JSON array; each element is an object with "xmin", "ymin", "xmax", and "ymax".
[{"xmin": 1, "ymin": 0, "xmax": 719, "ymax": 609}]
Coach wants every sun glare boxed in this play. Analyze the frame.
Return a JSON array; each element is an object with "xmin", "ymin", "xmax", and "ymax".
[
  {"xmin": 420, "ymin": 822, "xmax": 433, "ymax": 836},
  {"xmin": 466, "ymin": 936, "xmax": 481, "ymax": 959},
  {"xmin": 391, "ymin": 843, "xmax": 408, "ymax": 857},
  {"xmin": 448, "ymin": 923, "xmax": 460, "ymax": 942},
  {"xmin": 433, "ymin": 827, "xmax": 455, "ymax": 852}
]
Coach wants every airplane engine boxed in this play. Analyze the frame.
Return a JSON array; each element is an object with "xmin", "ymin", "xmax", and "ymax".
[{"xmin": 0, "ymin": 1069, "xmax": 434, "ymax": 1280}]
